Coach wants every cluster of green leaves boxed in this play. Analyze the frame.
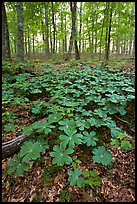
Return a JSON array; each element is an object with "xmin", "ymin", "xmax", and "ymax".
[
  {"xmin": 6, "ymin": 139, "xmax": 48, "ymax": 176},
  {"xmin": 68, "ymin": 167, "xmax": 101, "ymax": 188},
  {"xmin": 110, "ymin": 132, "xmax": 134, "ymax": 151},
  {"xmin": 3, "ymin": 64, "xmax": 134, "ymax": 189}
]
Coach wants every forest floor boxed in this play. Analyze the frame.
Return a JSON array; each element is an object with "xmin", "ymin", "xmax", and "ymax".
[{"xmin": 2, "ymin": 54, "xmax": 135, "ymax": 202}]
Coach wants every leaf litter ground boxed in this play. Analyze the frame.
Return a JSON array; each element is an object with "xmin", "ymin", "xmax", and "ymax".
[{"xmin": 2, "ymin": 58, "xmax": 135, "ymax": 202}]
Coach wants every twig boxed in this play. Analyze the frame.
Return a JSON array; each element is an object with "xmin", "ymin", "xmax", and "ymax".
[{"xmin": 114, "ymin": 114, "xmax": 135, "ymax": 133}]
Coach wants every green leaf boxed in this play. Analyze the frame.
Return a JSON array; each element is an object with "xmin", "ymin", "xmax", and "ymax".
[
  {"xmin": 68, "ymin": 168, "xmax": 85, "ymax": 188},
  {"xmin": 110, "ymin": 139, "xmax": 120, "ymax": 148},
  {"xmin": 83, "ymin": 169, "xmax": 90, "ymax": 177},
  {"xmin": 48, "ymin": 112, "xmax": 62, "ymax": 124},
  {"xmin": 82, "ymin": 131, "xmax": 98, "ymax": 147},
  {"xmin": 50, "ymin": 145, "xmax": 74, "ymax": 166},
  {"xmin": 4, "ymin": 123, "xmax": 17, "ymax": 132},
  {"xmin": 121, "ymin": 141, "xmax": 132, "ymax": 151},
  {"xmin": 20, "ymin": 141, "xmax": 44, "ymax": 162},
  {"xmin": 92, "ymin": 146, "xmax": 113, "ymax": 166}
]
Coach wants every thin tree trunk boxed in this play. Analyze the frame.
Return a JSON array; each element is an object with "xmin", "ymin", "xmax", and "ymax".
[
  {"xmin": 52, "ymin": 2, "xmax": 56, "ymax": 54},
  {"xmin": 128, "ymin": 34, "xmax": 132, "ymax": 55},
  {"xmin": 24, "ymin": 34, "xmax": 27, "ymax": 55},
  {"xmin": 64, "ymin": 14, "xmax": 67, "ymax": 52},
  {"xmin": 106, "ymin": 3, "xmax": 113, "ymax": 61},
  {"xmin": 99, "ymin": 7, "xmax": 106, "ymax": 60},
  {"xmin": 32, "ymin": 34, "xmax": 35, "ymax": 55},
  {"xmin": 2, "ymin": 2, "xmax": 11, "ymax": 59},
  {"xmin": 28, "ymin": 27, "xmax": 31, "ymax": 59},
  {"xmin": 45, "ymin": 2, "xmax": 50, "ymax": 55},
  {"xmin": 116, "ymin": 14, "xmax": 120, "ymax": 53},
  {"xmin": 79, "ymin": 2, "xmax": 82, "ymax": 52},
  {"xmin": 49, "ymin": 23, "xmax": 52, "ymax": 54},
  {"xmin": 65, "ymin": 2, "xmax": 80, "ymax": 60},
  {"xmin": 16, "ymin": 2, "xmax": 24, "ymax": 61}
]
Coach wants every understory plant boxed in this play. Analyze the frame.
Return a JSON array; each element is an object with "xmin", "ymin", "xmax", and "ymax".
[{"xmin": 4, "ymin": 64, "xmax": 134, "ymax": 190}]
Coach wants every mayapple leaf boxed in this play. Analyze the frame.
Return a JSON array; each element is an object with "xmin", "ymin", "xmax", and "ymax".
[
  {"xmin": 50, "ymin": 144, "xmax": 74, "ymax": 166},
  {"xmin": 48, "ymin": 112, "xmax": 62, "ymax": 124},
  {"xmin": 68, "ymin": 168, "xmax": 85, "ymax": 188},
  {"xmin": 83, "ymin": 131, "xmax": 98, "ymax": 147},
  {"xmin": 92, "ymin": 146, "xmax": 113, "ymax": 166}
]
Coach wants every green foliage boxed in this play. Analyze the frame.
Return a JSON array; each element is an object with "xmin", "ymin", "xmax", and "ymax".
[
  {"xmin": 92, "ymin": 146, "xmax": 113, "ymax": 166},
  {"xmin": 68, "ymin": 168, "xmax": 85, "ymax": 188},
  {"xmin": 20, "ymin": 141, "xmax": 44, "ymax": 162},
  {"xmin": 6, "ymin": 154, "xmax": 29, "ymax": 177},
  {"xmin": 3, "ymin": 63, "xmax": 135, "ymax": 190},
  {"xmin": 110, "ymin": 132, "xmax": 134, "ymax": 151},
  {"xmin": 4, "ymin": 123, "xmax": 17, "ymax": 132},
  {"xmin": 59, "ymin": 128, "xmax": 83, "ymax": 148},
  {"xmin": 50, "ymin": 143, "xmax": 74, "ymax": 166},
  {"xmin": 82, "ymin": 131, "xmax": 98, "ymax": 147},
  {"xmin": 59, "ymin": 188, "xmax": 70, "ymax": 202},
  {"xmin": 83, "ymin": 169, "xmax": 101, "ymax": 187},
  {"xmin": 41, "ymin": 165, "xmax": 60, "ymax": 186}
]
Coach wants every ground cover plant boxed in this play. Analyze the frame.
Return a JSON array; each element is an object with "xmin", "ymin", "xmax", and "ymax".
[{"xmin": 2, "ymin": 59, "xmax": 135, "ymax": 202}]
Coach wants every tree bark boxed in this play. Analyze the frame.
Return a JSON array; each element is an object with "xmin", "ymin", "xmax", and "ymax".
[
  {"xmin": 2, "ymin": 2, "xmax": 11, "ymax": 59},
  {"xmin": 99, "ymin": 7, "xmax": 106, "ymax": 60},
  {"xmin": 106, "ymin": 3, "xmax": 113, "ymax": 61},
  {"xmin": 52, "ymin": 2, "xmax": 56, "ymax": 54},
  {"xmin": 79, "ymin": 2, "xmax": 82, "ymax": 52},
  {"xmin": 2, "ymin": 135, "xmax": 30, "ymax": 159},
  {"xmin": 2, "ymin": 118, "xmax": 46, "ymax": 159},
  {"xmin": 16, "ymin": 2, "xmax": 24, "ymax": 61},
  {"xmin": 65, "ymin": 2, "xmax": 80, "ymax": 60},
  {"xmin": 45, "ymin": 2, "xmax": 50, "ymax": 55}
]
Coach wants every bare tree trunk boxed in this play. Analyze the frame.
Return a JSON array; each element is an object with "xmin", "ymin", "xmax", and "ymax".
[
  {"xmin": 99, "ymin": 7, "xmax": 105, "ymax": 60},
  {"xmin": 65, "ymin": 2, "xmax": 80, "ymax": 60},
  {"xmin": 45, "ymin": 2, "xmax": 50, "ymax": 55},
  {"xmin": 52, "ymin": 2, "xmax": 56, "ymax": 54},
  {"xmin": 32, "ymin": 34, "xmax": 35, "ymax": 55},
  {"xmin": 106, "ymin": 4, "xmax": 113, "ymax": 61},
  {"xmin": 79, "ymin": 2, "xmax": 82, "ymax": 52},
  {"xmin": 2, "ymin": 2, "xmax": 11, "ymax": 59},
  {"xmin": 49, "ymin": 23, "xmax": 53, "ymax": 54},
  {"xmin": 105, "ymin": 2, "xmax": 113, "ymax": 61},
  {"xmin": 64, "ymin": 14, "xmax": 67, "ymax": 52},
  {"xmin": 128, "ymin": 34, "xmax": 132, "ymax": 55},
  {"xmin": 16, "ymin": 2, "xmax": 24, "ymax": 61},
  {"xmin": 116, "ymin": 13, "xmax": 120, "ymax": 53},
  {"xmin": 28, "ymin": 27, "xmax": 31, "ymax": 59}
]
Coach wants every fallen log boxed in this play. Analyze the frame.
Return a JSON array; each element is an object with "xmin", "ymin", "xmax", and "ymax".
[
  {"xmin": 2, "ymin": 134, "xmax": 30, "ymax": 159},
  {"xmin": 2, "ymin": 118, "xmax": 47, "ymax": 159}
]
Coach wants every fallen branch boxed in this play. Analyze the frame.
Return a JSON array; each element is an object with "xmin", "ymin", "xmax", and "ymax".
[
  {"xmin": 114, "ymin": 114, "xmax": 135, "ymax": 133},
  {"xmin": 2, "ymin": 134, "xmax": 30, "ymax": 159},
  {"xmin": 2, "ymin": 118, "xmax": 47, "ymax": 159}
]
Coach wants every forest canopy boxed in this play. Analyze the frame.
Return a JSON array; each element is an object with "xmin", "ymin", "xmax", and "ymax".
[{"xmin": 2, "ymin": 2, "xmax": 135, "ymax": 61}]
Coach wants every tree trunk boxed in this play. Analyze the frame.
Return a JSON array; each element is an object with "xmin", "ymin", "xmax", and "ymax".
[
  {"xmin": 105, "ymin": 2, "xmax": 113, "ymax": 61},
  {"xmin": 106, "ymin": 3, "xmax": 113, "ymax": 61},
  {"xmin": 79, "ymin": 2, "xmax": 82, "ymax": 52},
  {"xmin": 65, "ymin": 2, "xmax": 80, "ymax": 60},
  {"xmin": 28, "ymin": 27, "xmax": 31, "ymax": 59},
  {"xmin": 49, "ymin": 23, "xmax": 53, "ymax": 54},
  {"xmin": 64, "ymin": 14, "xmax": 67, "ymax": 52},
  {"xmin": 16, "ymin": 2, "xmax": 24, "ymax": 61},
  {"xmin": 45, "ymin": 2, "xmax": 50, "ymax": 55},
  {"xmin": 116, "ymin": 13, "xmax": 120, "ymax": 53},
  {"xmin": 33, "ymin": 34, "xmax": 35, "ymax": 55},
  {"xmin": 128, "ymin": 34, "xmax": 132, "ymax": 55},
  {"xmin": 99, "ymin": 7, "xmax": 105, "ymax": 60},
  {"xmin": 2, "ymin": 2, "xmax": 11, "ymax": 59},
  {"xmin": 52, "ymin": 2, "xmax": 56, "ymax": 54}
]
